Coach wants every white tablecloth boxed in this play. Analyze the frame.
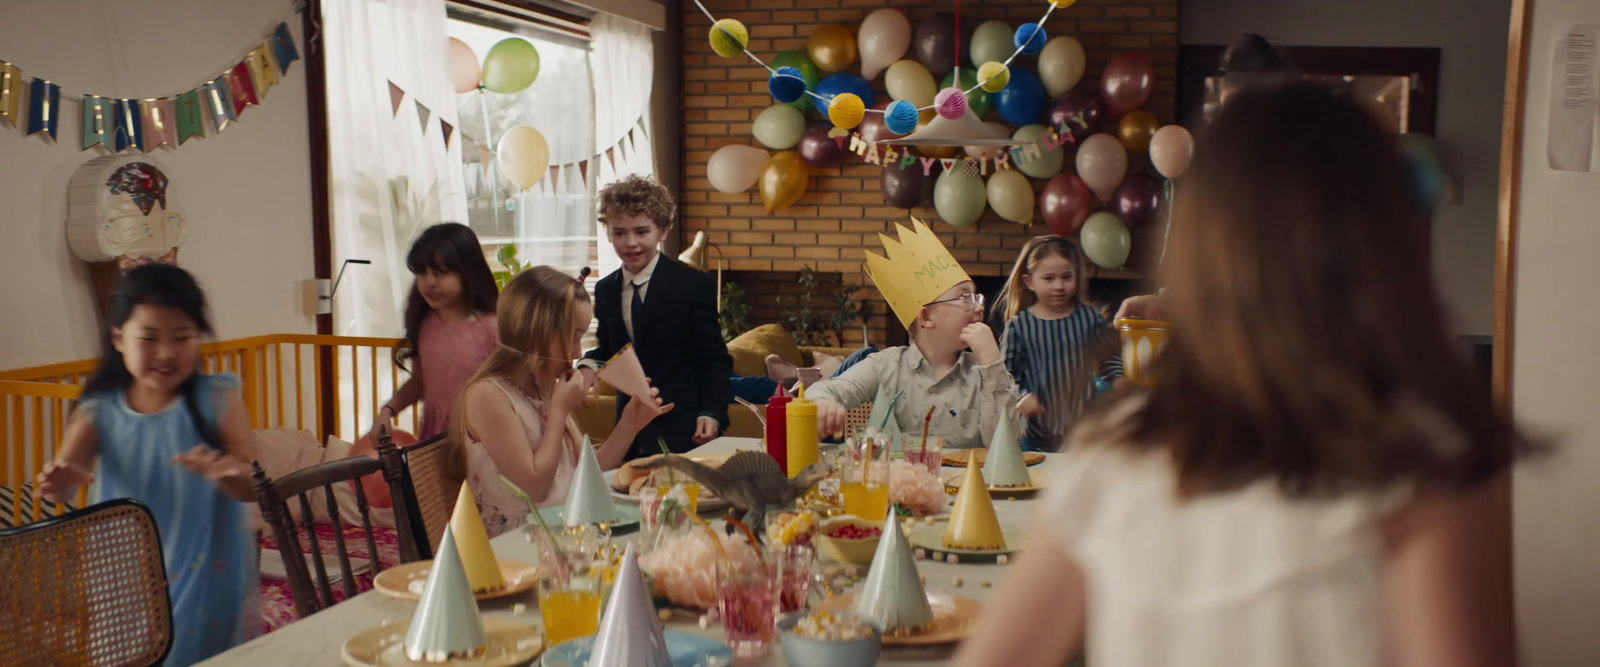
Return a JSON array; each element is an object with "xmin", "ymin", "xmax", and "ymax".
[{"xmin": 199, "ymin": 437, "xmax": 1061, "ymax": 667}]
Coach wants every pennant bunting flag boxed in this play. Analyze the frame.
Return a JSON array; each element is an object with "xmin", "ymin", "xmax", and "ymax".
[
  {"xmin": 270, "ymin": 22, "xmax": 299, "ymax": 74},
  {"xmin": 247, "ymin": 44, "xmax": 279, "ymax": 98},
  {"xmin": 0, "ymin": 61, "xmax": 19, "ymax": 125},
  {"xmin": 939, "ymin": 157, "xmax": 957, "ymax": 172},
  {"xmin": 113, "ymin": 98, "xmax": 143, "ymax": 152},
  {"xmin": 415, "ymin": 101, "xmax": 431, "ymax": 133},
  {"xmin": 82, "ymin": 95, "xmax": 113, "ymax": 150},
  {"xmin": 140, "ymin": 98, "xmax": 178, "ymax": 150},
  {"xmin": 176, "ymin": 90, "xmax": 205, "ymax": 144},
  {"xmin": 441, "ymin": 120, "xmax": 454, "ymax": 148},
  {"xmin": 27, "ymin": 78, "xmax": 59, "ymax": 138},
  {"xmin": 389, "ymin": 81, "xmax": 405, "ymax": 116},
  {"xmin": 579, "ymin": 159, "xmax": 590, "ymax": 188},
  {"xmin": 225, "ymin": 62, "xmax": 258, "ymax": 113},
  {"xmin": 204, "ymin": 79, "xmax": 237, "ymax": 131}
]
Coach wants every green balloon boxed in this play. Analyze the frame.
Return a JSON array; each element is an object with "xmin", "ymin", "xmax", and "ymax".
[
  {"xmin": 942, "ymin": 70, "xmax": 993, "ymax": 118},
  {"xmin": 1011, "ymin": 124, "xmax": 1065, "ymax": 179},
  {"xmin": 770, "ymin": 51, "xmax": 819, "ymax": 112},
  {"xmin": 935, "ymin": 169, "xmax": 988, "ymax": 227},
  {"xmin": 1081, "ymin": 212, "xmax": 1132, "ymax": 268},
  {"xmin": 482, "ymin": 38, "xmax": 541, "ymax": 94}
]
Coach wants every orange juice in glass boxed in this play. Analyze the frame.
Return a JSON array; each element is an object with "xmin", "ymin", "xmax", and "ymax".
[
  {"xmin": 538, "ymin": 567, "xmax": 602, "ymax": 646},
  {"xmin": 839, "ymin": 431, "xmax": 891, "ymax": 521},
  {"xmin": 1115, "ymin": 318, "xmax": 1170, "ymax": 387}
]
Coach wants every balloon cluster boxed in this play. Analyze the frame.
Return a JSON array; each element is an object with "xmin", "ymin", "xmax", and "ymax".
[{"xmin": 448, "ymin": 36, "xmax": 552, "ymax": 189}]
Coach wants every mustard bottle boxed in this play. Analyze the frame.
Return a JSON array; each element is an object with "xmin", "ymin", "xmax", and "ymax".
[{"xmin": 786, "ymin": 382, "xmax": 820, "ymax": 478}]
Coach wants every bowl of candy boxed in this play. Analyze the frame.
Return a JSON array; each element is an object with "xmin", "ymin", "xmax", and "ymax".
[
  {"xmin": 816, "ymin": 516, "xmax": 883, "ymax": 567},
  {"xmin": 779, "ymin": 609, "xmax": 881, "ymax": 667}
]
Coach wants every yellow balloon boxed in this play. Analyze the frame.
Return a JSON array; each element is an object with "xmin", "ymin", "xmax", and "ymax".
[
  {"xmin": 918, "ymin": 144, "xmax": 957, "ymax": 159},
  {"xmin": 885, "ymin": 59, "xmax": 937, "ymax": 108},
  {"xmin": 1118, "ymin": 110, "xmax": 1161, "ymax": 153},
  {"xmin": 977, "ymin": 61, "xmax": 1010, "ymax": 93},
  {"xmin": 808, "ymin": 24, "xmax": 858, "ymax": 73},
  {"xmin": 497, "ymin": 125, "xmax": 550, "ymax": 189},
  {"xmin": 709, "ymin": 19, "xmax": 748, "ymax": 58},
  {"xmin": 761, "ymin": 151, "xmax": 810, "ymax": 213},
  {"xmin": 828, "ymin": 93, "xmax": 866, "ymax": 130}
]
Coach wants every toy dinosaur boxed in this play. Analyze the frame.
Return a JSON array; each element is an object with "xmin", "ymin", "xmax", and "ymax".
[{"xmin": 634, "ymin": 451, "xmax": 830, "ymax": 538}]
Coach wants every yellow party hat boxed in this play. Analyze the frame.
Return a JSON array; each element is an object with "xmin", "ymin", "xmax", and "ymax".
[
  {"xmin": 449, "ymin": 482, "xmax": 505, "ymax": 593},
  {"xmin": 864, "ymin": 217, "xmax": 972, "ymax": 328},
  {"xmin": 942, "ymin": 461, "xmax": 1006, "ymax": 550}
]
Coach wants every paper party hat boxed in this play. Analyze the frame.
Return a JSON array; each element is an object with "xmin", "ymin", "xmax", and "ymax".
[
  {"xmin": 982, "ymin": 410, "xmax": 1031, "ymax": 487},
  {"xmin": 855, "ymin": 507, "xmax": 935, "ymax": 634},
  {"xmin": 596, "ymin": 345, "xmax": 652, "ymax": 405},
  {"xmin": 943, "ymin": 463, "xmax": 1006, "ymax": 550},
  {"xmin": 404, "ymin": 526, "xmax": 488, "ymax": 662},
  {"xmin": 449, "ymin": 482, "xmax": 505, "ymax": 593},
  {"xmin": 565, "ymin": 435, "xmax": 620, "ymax": 526},
  {"xmin": 588, "ymin": 543, "xmax": 671, "ymax": 667},
  {"xmin": 864, "ymin": 217, "xmax": 972, "ymax": 328}
]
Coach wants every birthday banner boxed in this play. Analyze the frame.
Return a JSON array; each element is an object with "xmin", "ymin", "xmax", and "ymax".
[
  {"xmin": 0, "ymin": 20, "xmax": 298, "ymax": 152},
  {"xmin": 846, "ymin": 108, "xmax": 1095, "ymax": 177}
]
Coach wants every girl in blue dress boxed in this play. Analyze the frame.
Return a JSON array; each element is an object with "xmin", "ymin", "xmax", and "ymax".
[{"xmin": 38, "ymin": 264, "xmax": 259, "ymax": 666}]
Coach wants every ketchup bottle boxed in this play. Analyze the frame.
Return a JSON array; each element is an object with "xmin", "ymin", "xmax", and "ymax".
[{"xmin": 766, "ymin": 384, "xmax": 792, "ymax": 474}]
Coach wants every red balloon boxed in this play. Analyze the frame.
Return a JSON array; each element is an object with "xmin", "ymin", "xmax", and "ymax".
[
  {"xmin": 859, "ymin": 100, "xmax": 892, "ymax": 145},
  {"xmin": 1048, "ymin": 89, "xmax": 1106, "ymax": 140},
  {"xmin": 883, "ymin": 160, "xmax": 939, "ymax": 210},
  {"xmin": 1112, "ymin": 171, "xmax": 1162, "ymax": 229},
  {"xmin": 350, "ymin": 429, "xmax": 417, "ymax": 508},
  {"xmin": 799, "ymin": 125, "xmax": 845, "ymax": 168},
  {"xmin": 1100, "ymin": 53, "xmax": 1155, "ymax": 117},
  {"xmin": 1040, "ymin": 174, "xmax": 1094, "ymax": 236}
]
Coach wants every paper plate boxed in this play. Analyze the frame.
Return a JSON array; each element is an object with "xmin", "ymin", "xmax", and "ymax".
[
  {"xmin": 342, "ymin": 618, "xmax": 543, "ymax": 667},
  {"xmin": 606, "ymin": 453, "xmax": 735, "ymax": 512},
  {"xmin": 372, "ymin": 560, "xmax": 539, "ymax": 601},
  {"xmin": 942, "ymin": 468, "xmax": 1048, "ymax": 496},
  {"xmin": 815, "ymin": 592, "xmax": 982, "ymax": 646},
  {"xmin": 540, "ymin": 630, "xmax": 733, "ymax": 667},
  {"xmin": 907, "ymin": 523, "xmax": 1026, "ymax": 560},
  {"xmin": 536, "ymin": 503, "xmax": 643, "ymax": 533}
]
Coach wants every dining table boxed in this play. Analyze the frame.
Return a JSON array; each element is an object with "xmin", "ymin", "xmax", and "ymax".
[{"xmin": 197, "ymin": 437, "xmax": 1063, "ymax": 667}]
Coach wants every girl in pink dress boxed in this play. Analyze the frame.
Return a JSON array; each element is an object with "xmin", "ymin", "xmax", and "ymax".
[{"xmin": 368, "ymin": 223, "xmax": 499, "ymax": 442}]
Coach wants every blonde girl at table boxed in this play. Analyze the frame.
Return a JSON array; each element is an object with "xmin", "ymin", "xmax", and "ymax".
[{"xmin": 954, "ymin": 83, "xmax": 1534, "ymax": 667}]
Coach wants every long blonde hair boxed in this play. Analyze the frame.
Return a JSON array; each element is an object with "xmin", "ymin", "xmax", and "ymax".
[
  {"xmin": 994, "ymin": 235, "xmax": 1091, "ymax": 322},
  {"xmin": 446, "ymin": 266, "xmax": 590, "ymax": 482}
]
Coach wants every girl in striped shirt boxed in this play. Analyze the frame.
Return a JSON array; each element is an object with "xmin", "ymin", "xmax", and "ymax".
[{"xmin": 996, "ymin": 236, "xmax": 1122, "ymax": 452}]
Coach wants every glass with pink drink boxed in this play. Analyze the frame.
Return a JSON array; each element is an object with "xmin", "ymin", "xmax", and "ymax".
[{"xmin": 716, "ymin": 557, "xmax": 780, "ymax": 660}]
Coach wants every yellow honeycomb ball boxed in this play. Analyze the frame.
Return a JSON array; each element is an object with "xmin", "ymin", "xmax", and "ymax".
[
  {"xmin": 978, "ymin": 61, "xmax": 1010, "ymax": 93},
  {"xmin": 708, "ymin": 19, "xmax": 748, "ymax": 58},
  {"xmin": 828, "ymin": 92, "xmax": 866, "ymax": 130},
  {"xmin": 1050, "ymin": 0, "xmax": 1078, "ymax": 7}
]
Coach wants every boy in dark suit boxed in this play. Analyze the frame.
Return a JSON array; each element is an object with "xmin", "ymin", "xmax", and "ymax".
[{"xmin": 579, "ymin": 175, "xmax": 732, "ymax": 459}]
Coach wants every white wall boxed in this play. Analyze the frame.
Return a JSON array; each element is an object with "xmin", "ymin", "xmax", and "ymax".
[
  {"xmin": 0, "ymin": 0, "xmax": 315, "ymax": 370},
  {"xmin": 1182, "ymin": 0, "xmax": 1510, "ymax": 336},
  {"xmin": 1509, "ymin": 0, "xmax": 1600, "ymax": 664}
]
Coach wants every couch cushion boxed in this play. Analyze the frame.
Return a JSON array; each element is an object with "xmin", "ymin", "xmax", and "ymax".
[{"xmin": 727, "ymin": 323, "xmax": 803, "ymax": 378}]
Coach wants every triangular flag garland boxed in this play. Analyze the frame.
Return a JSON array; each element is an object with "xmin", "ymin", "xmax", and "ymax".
[
  {"xmin": 440, "ymin": 120, "xmax": 454, "ymax": 148},
  {"xmin": 416, "ymin": 101, "xmax": 432, "ymax": 134},
  {"xmin": 0, "ymin": 18, "xmax": 298, "ymax": 152},
  {"xmin": 389, "ymin": 81, "xmax": 406, "ymax": 117}
]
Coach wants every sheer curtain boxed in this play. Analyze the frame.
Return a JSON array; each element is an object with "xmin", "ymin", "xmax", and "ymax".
[
  {"xmin": 323, "ymin": 0, "xmax": 467, "ymax": 337},
  {"xmin": 589, "ymin": 13, "xmax": 656, "ymax": 278}
]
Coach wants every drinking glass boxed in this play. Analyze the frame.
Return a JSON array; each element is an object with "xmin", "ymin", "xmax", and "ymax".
[
  {"xmin": 901, "ymin": 432, "xmax": 945, "ymax": 473},
  {"xmin": 716, "ymin": 557, "xmax": 780, "ymax": 660},
  {"xmin": 839, "ymin": 430, "xmax": 891, "ymax": 521},
  {"xmin": 774, "ymin": 543, "xmax": 815, "ymax": 614},
  {"xmin": 537, "ymin": 565, "xmax": 603, "ymax": 646}
]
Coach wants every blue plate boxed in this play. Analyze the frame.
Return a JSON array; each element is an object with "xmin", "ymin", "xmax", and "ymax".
[
  {"xmin": 536, "ymin": 504, "xmax": 643, "ymax": 533},
  {"xmin": 541, "ymin": 630, "xmax": 733, "ymax": 667}
]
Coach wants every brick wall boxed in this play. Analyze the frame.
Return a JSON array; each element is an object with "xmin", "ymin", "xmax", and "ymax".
[{"xmin": 682, "ymin": 0, "xmax": 1179, "ymax": 345}]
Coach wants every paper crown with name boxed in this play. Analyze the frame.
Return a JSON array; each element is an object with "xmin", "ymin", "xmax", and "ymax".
[{"xmin": 864, "ymin": 217, "xmax": 973, "ymax": 329}]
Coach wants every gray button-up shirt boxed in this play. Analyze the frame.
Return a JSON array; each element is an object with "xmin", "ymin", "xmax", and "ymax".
[{"xmin": 805, "ymin": 345, "xmax": 1019, "ymax": 450}]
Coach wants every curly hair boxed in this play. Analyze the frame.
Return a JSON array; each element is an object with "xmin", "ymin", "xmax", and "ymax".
[{"xmin": 597, "ymin": 174, "xmax": 676, "ymax": 229}]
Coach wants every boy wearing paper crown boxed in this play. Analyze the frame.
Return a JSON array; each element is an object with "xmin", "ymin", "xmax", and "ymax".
[
  {"xmin": 579, "ymin": 175, "xmax": 733, "ymax": 459},
  {"xmin": 806, "ymin": 218, "xmax": 1019, "ymax": 449}
]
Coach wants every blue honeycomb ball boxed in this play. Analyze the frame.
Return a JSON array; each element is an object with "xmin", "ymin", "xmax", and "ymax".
[
  {"xmin": 769, "ymin": 67, "xmax": 808, "ymax": 104},
  {"xmin": 884, "ymin": 99, "xmax": 921, "ymax": 135},
  {"xmin": 1014, "ymin": 24, "xmax": 1048, "ymax": 56}
]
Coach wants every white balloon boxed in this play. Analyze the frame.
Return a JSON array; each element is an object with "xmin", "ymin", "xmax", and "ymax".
[
  {"xmin": 1075, "ymin": 133, "xmax": 1129, "ymax": 202},
  {"xmin": 707, "ymin": 144, "xmax": 770, "ymax": 193},
  {"xmin": 498, "ymin": 125, "xmax": 550, "ymax": 189},
  {"xmin": 1038, "ymin": 37, "xmax": 1086, "ymax": 98},
  {"xmin": 858, "ymin": 9, "xmax": 911, "ymax": 80}
]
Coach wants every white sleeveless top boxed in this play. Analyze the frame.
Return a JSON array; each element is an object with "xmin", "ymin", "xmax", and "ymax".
[
  {"xmin": 1041, "ymin": 403, "xmax": 1411, "ymax": 667},
  {"xmin": 464, "ymin": 378, "xmax": 582, "ymax": 538}
]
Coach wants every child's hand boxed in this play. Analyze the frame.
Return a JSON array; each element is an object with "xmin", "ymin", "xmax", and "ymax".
[
  {"xmin": 1116, "ymin": 294, "xmax": 1168, "ymax": 321},
  {"xmin": 961, "ymin": 322, "xmax": 1002, "ymax": 365},
  {"xmin": 550, "ymin": 369, "xmax": 591, "ymax": 417},
  {"xmin": 37, "ymin": 461, "xmax": 95, "ymax": 504},
  {"xmin": 620, "ymin": 382, "xmax": 675, "ymax": 430},
  {"xmin": 816, "ymin": 399, "xmax": 848, "ymax": 438},
  {"xmin": 1016, "ymin": 394, "xmax": 1045, "ymax": 417},
  {"xmin": 579, "ymin": 366, "xmax": 598, "ymax": 392},
  {"xmin": 173, "ymin": 446, "xmax": 251, "ymax": 487}
]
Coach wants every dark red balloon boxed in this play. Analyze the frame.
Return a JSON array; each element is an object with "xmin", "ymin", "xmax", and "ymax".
[
  {"xmin": 883, "ymin": 160, "xmax": 939, "ymax": 210},
  {"xmin": 1112, "ymin": 171, "xmax": 1162, "ymax": 229},
  {"xmin": 859, "ymin": 100, "xmax": 892, "ymax": 146},
  {"xmin": 799, "ymin": 125, "xmax": 845, "ymax": 168},
  {"xmin": 915, "ymin": 13, "xmax": 959, "ymax": 78},
  {"xmin": 1040, "ymin": 174, "xmax": 1094, "ymax": 236},
  {"xmin": 1101, "ymin": 53, "xmax": 1155, "ymax": 117},
  {"xmin": 1048, "ymin": 89, "xmax": 1106, "ymax": 141}
]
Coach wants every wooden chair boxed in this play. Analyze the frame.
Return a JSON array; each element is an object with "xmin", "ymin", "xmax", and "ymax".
[
  {"xmin": 845, "ymin": 401, "xmax": 876, "ymax": 435},
  {"xmin": 250, "ymin": 436, "xmax": 417, "ymax": 619},
  {"xmin": 390, "ymin": 432, "xmax": 460, "ymax": 559},
  {"xmin": 0, "ymin": 499, "xmax": 172, "ymax": 667}
]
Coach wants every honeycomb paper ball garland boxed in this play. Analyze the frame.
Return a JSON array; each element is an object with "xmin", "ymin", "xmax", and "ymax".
[
  {"xmin": 934, "ymin": 87, "xmax": 969, "ymax": 120},
  {"xmin": 828, "ymin": 92, "xmax": 867, "ymax": 131},
  {"xmin": 978, "ymin": 61, "xmax": 1011, "ymax": 93},
  {"xmin": 709, "ymin": 19, "xmax": 749, "ymax": 58},
  {"xmin": 884, "ymin": 99, "xmax": 921, "ymax": 135},
  {"xmin": 768, "ymin": 66, "xmax": 808, "ymax": 103},
  {"xmin": 1014, "ymin": 23, "xmax": 1048, "ymax": 56}
]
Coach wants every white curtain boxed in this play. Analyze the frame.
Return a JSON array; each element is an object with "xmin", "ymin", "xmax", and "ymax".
[
  {"xmin": 589, "ymin": 12, "xmax": 656, "ymax": 278},
  {"xmin": 323, "ymin": 0, "xmax": 467, "ymax": 337}
]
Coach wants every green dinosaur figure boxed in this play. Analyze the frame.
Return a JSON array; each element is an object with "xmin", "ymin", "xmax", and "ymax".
[{"xmin": 634, "ymin": 451, "xmax": 830, "ymax": 538}]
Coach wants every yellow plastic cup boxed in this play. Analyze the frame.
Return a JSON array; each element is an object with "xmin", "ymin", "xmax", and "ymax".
[{"xmin": 1115, "ymin": 318, "xmax": 1170, "ymax": 387}]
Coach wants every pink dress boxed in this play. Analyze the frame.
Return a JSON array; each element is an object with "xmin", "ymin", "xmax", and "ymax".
[
  {"xmin": 417, "ymin": 312, "xmax": 497, "ymax": 439},
  {"xmin": 465, "ymin": 378, "xmax": 583, "ymax": 538}
]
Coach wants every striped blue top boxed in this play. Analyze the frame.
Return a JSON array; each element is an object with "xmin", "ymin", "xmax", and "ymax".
[{"xmin": 1001, "ymin": 306, "xmax": 1124, "ymax": 441}]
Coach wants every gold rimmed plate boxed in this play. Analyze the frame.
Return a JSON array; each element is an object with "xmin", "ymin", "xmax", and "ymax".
[
  {"xmin": 815, "ymin": 592, "xmax": 983, "ymax": 646},
  {"xmin": 907, "ymin": 524, "xmax": 1025, "ymax": 560},
  {"xmin": 373, "ymin": 560, "xmax": 539, "ymax": 601},
  {"xmin": 341, "ymin": 618, "xmax": 544, "ymax": 667},
  {"xmin": 942, "ymin": 468, "xmax": 1048, "ymax": 496}
]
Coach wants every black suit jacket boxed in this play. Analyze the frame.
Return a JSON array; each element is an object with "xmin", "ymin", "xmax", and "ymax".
[{"xmin": 584, "ymin": 255, "xmax": 733, "ymax": 435}]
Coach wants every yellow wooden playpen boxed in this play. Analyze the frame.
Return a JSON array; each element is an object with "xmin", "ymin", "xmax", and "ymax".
[{"xmin": 0, "ymin": 334, "xmax": 417, "ymax": 527}]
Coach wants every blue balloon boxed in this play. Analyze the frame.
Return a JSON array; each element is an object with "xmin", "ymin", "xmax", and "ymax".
[
  {"xmin": 1014, "ymin": 24, "xmax": 1047, "ymax": 56},
  {"xmin": 769, "ymin": 66, "xmax": 807, "ymax": 104},
  {"xmin": 885, "ymin": 99, "xmax": 920, "ymax": 135},
  {"xmin": 995, "ymin": 68, "xmax": 1046, "ymax": 125},
  {"xmin": 813, "ymin": 72, "xmax": 874, "ymax": 116}
]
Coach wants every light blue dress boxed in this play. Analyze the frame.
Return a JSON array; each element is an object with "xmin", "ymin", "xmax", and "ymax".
[{"xmin": 88, "ymin": 373, "xmax": 257, "ymax": 666}]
